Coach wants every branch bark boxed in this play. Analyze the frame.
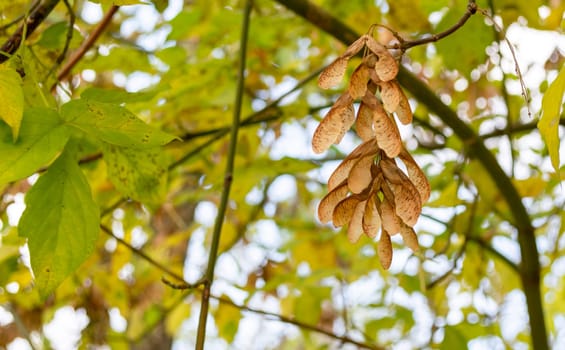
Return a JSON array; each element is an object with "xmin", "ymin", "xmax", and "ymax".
[
  {"xmin": 0, "ymin": 0, "xmax": 60, "ymax": 63},
  {"xmin": 272, "ymin": 0, "xmax": 549, "ymax": 349}
]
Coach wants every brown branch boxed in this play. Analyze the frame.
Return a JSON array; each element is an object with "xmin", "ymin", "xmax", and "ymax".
[
  {"xmin": 397, "ymin": 1, "xmax": 478, "ymax": 50},
  {"xmin": 0, "ymin": 1, "xmax": 40, "ymax": 32},
  {"xmin": 0, "ymin": 0, "xmax": 60, "ymax": 63},
  {"xmin": 55, "ymin": 5, "xmax": 119, "ymax": 83}
]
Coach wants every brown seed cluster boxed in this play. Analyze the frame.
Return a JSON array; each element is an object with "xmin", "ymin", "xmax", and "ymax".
[{"xmin": 313, "ymin": 34, "xmax": 430, "ymax": 269}]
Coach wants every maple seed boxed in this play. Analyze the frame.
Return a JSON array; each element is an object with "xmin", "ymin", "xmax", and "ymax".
[
  {"xmin": 378, "ymin": 230, "xmax": 393, "ymax": 269},
  {"xmin": 362, "ymin": 194, "xmax": 382, "ymax": 238},
  {"xmin": 347, "ymin": 200, "xmax": 367, "ymax": 243},
  {"xmin": 318, "ymin": 181, "xmax": 349, "ymax": 223},
  {"xmin": 355, "ymin": 101, "xmax": 375, "ymax": 141},
  {"xmin": 318, "ymin": 57, "xmax": 349, "ymax": 89}
]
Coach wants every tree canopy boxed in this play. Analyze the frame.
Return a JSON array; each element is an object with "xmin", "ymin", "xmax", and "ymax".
[{"xmin": 0, "ymin": 0, "xmax": 564, "ymax": 349}]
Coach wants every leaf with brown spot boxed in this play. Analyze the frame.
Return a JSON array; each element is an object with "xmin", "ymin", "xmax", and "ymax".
[
  {"xmin": 398, "ymin": 148, "xmax": 430, "ymax": 203},
  {"xmin": 318, "ymin": 57, "xmax": 349, "ymax": 89},
  {"xmin": 400, "ymin": 224, "xmax": 419, "ymax": 252},
  {"xmin": 362, "ymin": 194, "xmax": 382, "ymax": 238},
  {"xmin": 348, "ymin": 155, "xmax": 374, "ymax": 194},
  {"xmin": 378, "ymin": 230, "xmax": 393, "ymax": 269},
  {"xmin": 347, "ymin": 200, "xmax": 367, "ymax": 243},
  {"xmin": 372, "ymin": 104, "xmax": 402, "ymax": 157},
  {"xmin": 333, "ymin": 195, "xmax": 362, "ymax": 227},
  {"xmin": 327, "ymin": 139, "xmax": 378, "ymax": 190},
  {"xmin": 318, "ymin": 181, "xmax": 349, "ymax": 223}
]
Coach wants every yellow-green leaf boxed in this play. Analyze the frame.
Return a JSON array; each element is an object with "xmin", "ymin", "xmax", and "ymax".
[
  {"xmin": 0, "ymin": 66, "xmax": 24, "ymax": 141},
  {"xmin": 538, "ymin": 65, "xmax": 565, "ymax": 172},
  {"xmin": 0, "ymin": 108, "xmax": 70, "ymax": 185},
  {"xmin": 19, "ymin": 147, "xmax": 100, "ymax": 298},
  {"xmin": 61, "ymin": 99, "xmax": 178, "ymax": 148},
  {"xmin": 103, "ymin": 144, "xmax": 168, "ymax": 204}
]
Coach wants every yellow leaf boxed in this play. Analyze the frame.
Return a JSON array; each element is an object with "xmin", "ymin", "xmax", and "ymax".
[
  {"xmin": 538, "ymin": 64, "xmax": 565, "ymax": 173},
  {"xmin": 0, "ymin": 66, "xmax": 24, "ymax": 141}
]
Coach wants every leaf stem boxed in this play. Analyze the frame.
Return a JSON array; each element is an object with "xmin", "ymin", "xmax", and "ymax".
[{"xmin": 194, "ymin": 1, "xmax": 253, "ymax": 348}]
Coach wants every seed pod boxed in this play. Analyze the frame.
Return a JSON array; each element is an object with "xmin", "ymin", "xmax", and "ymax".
[
  {"xmin": 398, "ymin": 148, "xmax": 430, "ymax": 203},
  {"xmin": 372, "ymin": 103, "xmax": 402, "ymax": 158},
  {"xmin": 318, "ymin": 57, "xmax": 349, "ymax": 89},
  {"xmin": 348, "ymin": 64, "xmax": 371, "ymax": 99},
  {"xmin": 312, "ymin": 94, "xmax": 353, "ymax": 154},
  {"xmin": 378, "ymin": 230, "xmax": 393, "ymax": 269},
  {"xmin": 348, "ymin": 155, "xmax": 374, "ymax": 194},
  {"xmin": 364, "ymin": 36, "xmax": 398, "ymax": 81},
  {"xmin": 344, "ymin": 34, "xmax": 369, "ymax": 58},
  {"xmin": 347, "ymin": 200, "xmax": 367, "ymax": 243},
  {"xmin": 399, "ymin": 223, "xmax": 419, "ymax": 252},
  {"xmin": 379, "ymin": 195, "xmax": 401, "ymax": 235},
  {"xmin": 362, "ymin": 193, "xmax": 382, "ymax": 238},
  {"xmin": 380, "ymin": 80, "xmax": 402, "ymax": 113},
  {"xmin": 318, "ymin": 180, "xmax": 349, "ymax": 223},
  {"xmin": 333, "ymin": 195, "xmax": 362, "ymax": 227},
  {"xmin": 355, "ymin": 101, "xmax": 375, "ymax": 141},
  {"xmin": 333, "ymin": 103, "xmax": 356, "ymax": 145},
  {"xmin": 395, "ymin": 90, "xmax": 413, "ymax": 125},
  {"xmin": 328, "ymin": 138, "xmax": 379, "ymax": 190},
  {"xmin": 380, "ymin": 158, "xmax": 422, "ymax": 227}
]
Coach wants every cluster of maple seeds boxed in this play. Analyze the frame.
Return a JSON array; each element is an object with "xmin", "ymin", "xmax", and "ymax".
[{"xmin": 312, "ymin": 33, "xmax": 431, "ymax": 269}]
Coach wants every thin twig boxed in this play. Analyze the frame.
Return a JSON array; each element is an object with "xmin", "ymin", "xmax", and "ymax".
[
  {"xmin": 45, "ymin": 0, "xmax": 75, "ymax": 79},
  {"xmin": 55, "ymin": 5, "xmax": 119, "ymax": 84},
  {"xmin": 195, "ymin": 1, "xmax": 253, "ymax": 348},
  {"xmin": 0, "ymin": 0, "xmax": 60, "ymax": 64},
  {"xmin": 395, "ymin": 1, "xmax": 478, "ymax": 51},
  {"xmin": 213, "ymin": 295, "xmax": 384, "ymax": 350},
  {"xmin": 477, "ymin": 8, "xmax": 531, "ymax": 118}
]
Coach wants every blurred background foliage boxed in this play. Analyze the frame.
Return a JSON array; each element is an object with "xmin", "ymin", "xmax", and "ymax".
[{"xmin": 0, "ymin": 0, "xmax": 564, "ymax": 349}]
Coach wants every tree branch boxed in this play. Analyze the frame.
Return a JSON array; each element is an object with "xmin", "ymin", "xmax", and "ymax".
[
  {"xmin": 0, "ymin": 0, "xmax": 60, "ymax": 63},
  {"xmin": 195, "ymin": 0, "xmax": 253, "ymax": 348},
  {"xmin": 55, "ymin": 5, "xmax": 119, "ymax": 84},
  {"xmin": 272, "ymin": 0, "xmax": 548, "ymax": 348}
]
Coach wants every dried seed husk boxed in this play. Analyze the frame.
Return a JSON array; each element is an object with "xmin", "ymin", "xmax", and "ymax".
[
  {"xmin": 379, "ymin": 195, "xmax": 401, "ymax": 235},
  {"xmin": 328, "ymin": 138, "xmax": 379, "ymax": 190},
  {"xmin": 399, "ymin": 223, "xmax": 419, "ymax": 252},
  {"xmin": 318, "ymin": 57, "xmax": 349, "ymax": 89},
  {"xmin": 380, "ymin": 80, "xmax": 402, "ymax": 113},
  {"xmin": 372, "ymin": 103, "xmax": 402, "ymax": 158},
  {"xmin": 348, "ymin": 155, "xmax": 374, "ymax": 194},
  {"xmin": 396, "ymin": 90, "xmax": 413, "ymax": 125},
  {"xmin": 344, "ymin": 35, "xmax": 368, "ymax": 58},
  {"xmin": 398, "ymin": 148, "xmax": 430, "ymax": 203},
  {"xmin": 318, "ymin": 180, "xmax": 349, "ymax": 223},
  {"xmin": 363, "ymin": 193, "xmax": 382, "ymax": 238},
  {"xmin": 374, "ymin": 54, "xmax": 398, "ymax": 82},
  {"xmin": 364, "ymin": 36, "xmax": 399, "ymax": 81},
  {"xmin": 333, "ymin": 195, "xmax": 363, "ymax": 227},
  {"xmin": 355, "ymin": 101, "xmax": 375, "ymax": 141},
  {"xmin": 380, "ymin": 158, "xmax": 422, "ymax": 227},
  {"xmin": 334, "ymin": 102, "xmax": 356, "ymax": 145},
  {"xmin": 312, "ymin": 94, "xmax": 353, "ymax": 154},
  {"xmin": 378, "ymin": 230, "xmax": 393, "ymax": 269},
  {"xmin": 348, "ymin": 64, "xmax": 371, "ymax": 99},
  {"xmin": 348, "ymin": 200, "xmax": 367, "ymax": 243}
]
